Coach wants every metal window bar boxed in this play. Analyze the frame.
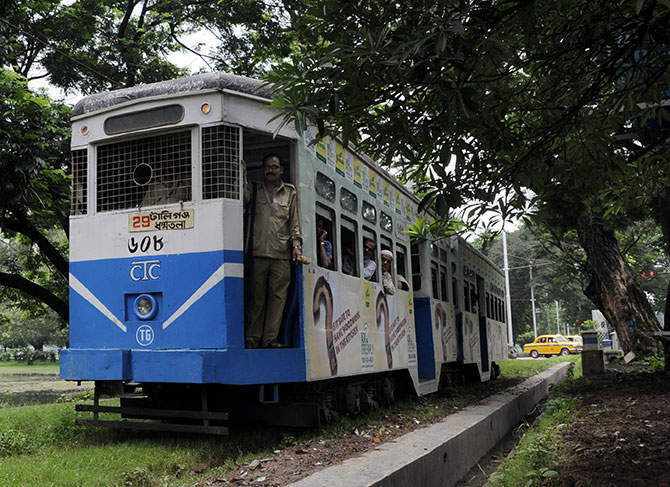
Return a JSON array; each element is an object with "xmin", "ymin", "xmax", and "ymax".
[
  {"xmin": 202, "ymin": 125, "xmax": 240, "ymax": 200},
  {"xmin": 96, "ymin": 131, "xmax": 192, "ymax": 212},
  {"xmin": 71, "ymin": 149, "xmax": 88, "ymax": 215}
]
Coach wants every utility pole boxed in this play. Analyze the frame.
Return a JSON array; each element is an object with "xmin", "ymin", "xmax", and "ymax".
[
  {"xmin": 502, "ymin": 232, "xmax": 513, "ymax": 347},
  {"xmin": 530, "ymin": 264, "xmax": 537, "ymax": 339},
  {"xmin": 555, "ymin": 301, "xmax": 560, "ymax": 334}
]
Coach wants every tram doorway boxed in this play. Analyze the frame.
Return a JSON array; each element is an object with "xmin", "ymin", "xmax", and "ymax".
[
  {"xmin": 241, "ymin": 130, "xmax": 300, "ymax": 349},
  {"xmin": 242, "ymin": 129, "xmax": 294, "ymax": 185}
]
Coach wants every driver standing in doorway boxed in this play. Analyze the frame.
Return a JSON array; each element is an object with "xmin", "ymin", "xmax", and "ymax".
[{"xmin": 242, "ymin": 154, "xmax": 302, "ymax": 349}]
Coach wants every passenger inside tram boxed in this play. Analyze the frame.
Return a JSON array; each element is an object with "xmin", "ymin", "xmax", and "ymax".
[
  {"xmin": 380, "ymin": 249, "xmax": 396, "ymax": 295},
  {"xmin": 362, "ymin": 238, "xmax": 377, "ymax": 280},
  {"xmin": 316, "ymin": 216, "xmax": 333, "ymax": 269}
]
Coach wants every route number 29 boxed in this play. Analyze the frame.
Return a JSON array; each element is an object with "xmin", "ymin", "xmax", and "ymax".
[{"xmin": 132, "ymin": 215, "xmax": 151, "ymax": 229}]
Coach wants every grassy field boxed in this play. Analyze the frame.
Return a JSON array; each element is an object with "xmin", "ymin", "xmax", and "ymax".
[
  {"xmin": 0, "ymin": 357, "xmax": 578, "ymax": 487},
  {"xmin": 0, "ymin": 360, "xmax": 91, "ymax": 407},
  {"xmin": 500, "ymin": 354, "xmax": 582, "ymax": 379}
]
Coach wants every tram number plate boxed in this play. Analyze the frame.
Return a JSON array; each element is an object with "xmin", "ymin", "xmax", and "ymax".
[{"xmin": 129, "ymin": 209, "xmax": 194, "ymax": 232}]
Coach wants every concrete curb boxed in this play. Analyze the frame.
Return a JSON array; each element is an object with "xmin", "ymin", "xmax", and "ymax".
[{"xmin": 287, "ymin": 362, "xmax": 572, "ymax": 487}]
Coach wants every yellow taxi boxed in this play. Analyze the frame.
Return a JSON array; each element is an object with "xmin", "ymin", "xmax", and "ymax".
[
  {"xmin": 523, "ymin": 334, "xmax": 580, "ymax": 358},
  {"xmin": 565, "ymin": 335, "xmax": 584, "ymax": 351}
]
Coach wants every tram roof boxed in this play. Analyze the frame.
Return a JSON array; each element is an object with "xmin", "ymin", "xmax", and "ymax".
[{"xmin": 72, "ymin": 72, "xmax": 276, "ymax": 117}]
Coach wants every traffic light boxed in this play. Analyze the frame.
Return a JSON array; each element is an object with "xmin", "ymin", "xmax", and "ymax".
[{"xmin": 640, "ymin": 270, "xmax": 656, "ymax": 278}]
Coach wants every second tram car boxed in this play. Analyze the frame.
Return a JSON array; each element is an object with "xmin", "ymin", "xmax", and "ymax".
[{"xmin": 61, "ymin": 72, "xmax": 509, "ymax": 433}]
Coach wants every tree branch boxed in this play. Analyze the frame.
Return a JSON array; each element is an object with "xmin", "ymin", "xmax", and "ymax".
[
  {"xmin": 2, "ymin": 212, "xmax": 68, "ymax": 279},
  {"xmin": 0, "ymin": 272, "xmax": 68, "ymax": 325}
]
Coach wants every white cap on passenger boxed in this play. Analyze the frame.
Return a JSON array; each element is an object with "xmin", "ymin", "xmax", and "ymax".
[{"xmin": 381, "ymin": 250, "xmax": 393, "ymax": 260}]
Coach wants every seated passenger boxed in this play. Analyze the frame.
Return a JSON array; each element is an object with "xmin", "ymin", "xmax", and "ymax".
[
  {"xmin": 380, "ymin": 250, "xmax": 396, "ymax": 295},
  {"xmin": 363, "ymin": 238, "xmax": 377, "ymax": 281},
  {"xmin": 397, "ymin": 274, "xmax": 410, "ymax": 291},
  {"xmin": 316, "ymin": 217, "xmax": 332, "ymax": 269}
]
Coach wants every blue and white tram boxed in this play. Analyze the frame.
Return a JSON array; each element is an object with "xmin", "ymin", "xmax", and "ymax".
[{"xmin": 61, "ymin": 72, "xmax": 508, "ymax": 433}]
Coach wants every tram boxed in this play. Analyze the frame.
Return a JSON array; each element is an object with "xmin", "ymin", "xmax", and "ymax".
[{"xmin": 61, "ymin": 72, "xmax": 508, "ymax": 433}]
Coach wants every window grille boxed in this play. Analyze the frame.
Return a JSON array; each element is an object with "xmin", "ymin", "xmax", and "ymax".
[
  {"xmin": 202, "ymin": 125, "xmax": 240, "ymax": 200},
  {"xmin": 340, "ymin": 187, "xmax": 358, "ymax": 214},
  {"xmin": 315, "ymin": 171, "xmax": 335, "ymax": 201},
  {"xmin": 71, "ymin": 149, "xmax": 88, "ymax": 215},
  {"xmin": 362, "ymin": 201, "xmax": 376, "ymax": 223},
  {"xmin": 96, "ymin": 131, "xmax": 192, "ymax": 212},
  {"xmin": 380, "ymin": 211, "xmax": 392, "ymax": 233}
]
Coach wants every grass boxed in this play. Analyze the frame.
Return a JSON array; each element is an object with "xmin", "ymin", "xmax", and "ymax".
[
  {"xmin": 0, "ymin": 357, "xmax": 578, "ymax": 487},
  {"xmin": 487, "ymin": 389, "xmax": 576, "ymax": 487},
  {"xmin": 0, "ymin": 400, "xmax": 288, "ymax": 487},
  {"xmin": 486, "ymin": 356, "xmax": 582, "ymax": 487},
  {"xmin": 500, "ymin": 354, "xmax": 582, "ymax": 380},
  {"xmin": 0, "ymin": 361, "xmax": 60, "ymax": 375}
]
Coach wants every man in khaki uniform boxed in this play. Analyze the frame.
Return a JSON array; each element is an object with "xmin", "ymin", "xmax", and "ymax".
[{"xmin": 243, "ymin": 154, "xmax": 302, "ymax": 348}]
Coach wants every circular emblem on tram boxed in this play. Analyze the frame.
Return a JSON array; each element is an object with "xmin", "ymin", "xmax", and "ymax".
[{"xmin": 136, "ymin": 324, "xmax": 155, "ymax": 346}]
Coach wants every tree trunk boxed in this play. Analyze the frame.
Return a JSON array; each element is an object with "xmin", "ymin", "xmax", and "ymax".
[
  {"xmin": 577, "ymin": 210, "xmax": 660, "ymax": 356},
  {"xmin": 651, "ymin": 191, "xmax": 670, "ymax": 370},
  {"xmin": 664, "ymin": 281, "xmax": 670, "ymax": 372}
]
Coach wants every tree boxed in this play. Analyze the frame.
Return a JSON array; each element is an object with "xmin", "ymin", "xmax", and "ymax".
[
  {"xmin": 0, "ymin": 68, "xmax": 70, "ymax": 324},
  {"xmin": 0, "ymin": 305, "xmax": 67, "ymax": 351},
  {"xmin": 1, "ymin": 0, "xmax": 302, "ymax": 93},
  {"xmin": 267, "ymin": 0, "xmax": 670, "ymax": 356},
  {"xmin": 476, "ymin": 223, "xmax": 594, "ymax": 343}
]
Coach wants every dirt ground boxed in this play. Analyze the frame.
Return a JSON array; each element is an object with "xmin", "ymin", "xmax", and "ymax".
[
  {"xmin": 197, "ymin": 362, "xmax": 670, "ymax": 487},
  {"xmin": 556, "ymin": 362, "xmax": 670, "ymax": 487},
  {"xmin": 0, "ymin": 368, "xmax": 93, "ymax": 406},
  {"xmin": 195, "ymin": 378, "xmax": 523, "ymax": 487}
]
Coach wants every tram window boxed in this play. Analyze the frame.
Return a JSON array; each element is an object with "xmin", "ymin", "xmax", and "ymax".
[
  {"xmin": 340, "ymin": 216, "xmax": 358, "ymax": 277},
  {"xmin": 380, "ymin": 211, "xmax": 392, "ymax": 233},
  {"xmin": 71, "ymin": 149, "xmax": 87, "ymax": 215},
  {"xmin": 98, "ymin": 130, "xmax": 192, "ymax": 212},
  {"xmin": 380, "ymin": 236, "xmax": 393, "ymax": 257},
  {"xmin": 450, "ymin": 263, "xmax": 457, "ymax": 300},
  {"xmin": 316, "ymin": 171, "xmax": 336, "ymax": 201},
  {"xmin": 395, "ymin": 244, "xmax": 410, "ymax": 291},
  {"xmin": 316, "ymin": 205, "xmax": 335, "ymax": 270},
  {"xmin": 440, "ymin": 248, "xmax": 447, "ymax": 263},
  {"xmin": 104, "ymin": 104, "xmax": 184, "ymax": 135},
  {"xmin": 463, "ymin": 280, "xmax": 470, "ymax": 312},
  {"xmin": 486, "ymin": 293, "xmax": 491, "ymax": 318},
  {"xmin": 362, "ymin": 201, "xmax": 376, "ymax": 224},
  {"xmin": 362, "ymin": 227, "xmax": 378, "ymax": 281},
  {"xmin": 340, "ymin": 187, "xmax": 358, "ymax": 214},
  {"xmin": 411, "ymin": 243, "xmax": 422, "ymax": 290},
  {"xmin": 470, "ymin": 283, "xmax": 478, "ymax": 314},
  {"xmin": 452, "ymin": 277, "xmax": 459, "ymax": 308},
  {"xmin": 431, "ymin": 262, "xmax": 439, "ymax": 299},
  {"xmin": 431, "ymin": 243, "xmax": 439, "ymax": 259},
  {"xmin": 380, "ymin": 236, "xmax": 394, "ymax": 285},
  {"xmin": 440, "ymin": 266, "xmax": 448, "ymax": 301},
  {"xmin": 202, "ymin": 124, "xmax": 240, "ymax": 200}
]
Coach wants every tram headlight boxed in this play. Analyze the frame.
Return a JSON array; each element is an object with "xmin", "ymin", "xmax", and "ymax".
[
  {"xmin": 133, "ymin": 294, "xmax": 157, "ymax": 320},
  {"xmin": 201, "ymin": 103, "xmax": 211, "ymax": 114}
]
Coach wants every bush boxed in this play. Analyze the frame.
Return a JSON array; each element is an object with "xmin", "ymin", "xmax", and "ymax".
[
  {"xmin": 517, "ymin": 331, "xmax": 536, "ymax": 346},
  {"xmin": 0, "ymin": 348, "xmax": 56, "ymax": 364}
]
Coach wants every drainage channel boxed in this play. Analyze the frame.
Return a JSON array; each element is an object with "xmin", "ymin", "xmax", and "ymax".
[{"xmin": 286, "ymin": 362, "xmax": 572, "ymax": 487}]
